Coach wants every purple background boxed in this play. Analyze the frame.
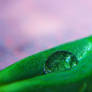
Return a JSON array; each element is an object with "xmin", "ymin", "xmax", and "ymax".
[{"xmin": 0, "ymin": 0, "xmax": 92, "ymax": 70}]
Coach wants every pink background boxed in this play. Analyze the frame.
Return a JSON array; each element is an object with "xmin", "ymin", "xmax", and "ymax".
[{"xmin": 0, "ymin": 0, "xmax": 92, "ymax": 69}]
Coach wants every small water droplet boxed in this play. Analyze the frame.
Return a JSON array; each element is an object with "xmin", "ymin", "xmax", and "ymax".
[{"xmin": 44, "ymin": 51, "xmax": 78, "ymax": 74}]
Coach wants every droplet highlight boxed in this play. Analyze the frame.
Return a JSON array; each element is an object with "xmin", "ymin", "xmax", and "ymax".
[{"xmin": 44, "ymin": 51, "xmax": 78, "ymax": 74}]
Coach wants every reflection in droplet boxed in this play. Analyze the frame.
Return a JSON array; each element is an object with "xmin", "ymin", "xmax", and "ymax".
[{"xmin": 44, "ymin": 51, "xmax": 78, "ymax": 74}]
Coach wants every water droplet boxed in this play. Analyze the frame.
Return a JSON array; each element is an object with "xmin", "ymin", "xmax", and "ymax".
[{"xmin": 44, "ymin": 51, "xmax": 78, "ymax": 74}]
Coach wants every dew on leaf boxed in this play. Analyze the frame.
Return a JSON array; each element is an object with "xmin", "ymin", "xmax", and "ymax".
[{"xmin": 44, "ymin": 51, "xmax": 78, "ymax": 74}]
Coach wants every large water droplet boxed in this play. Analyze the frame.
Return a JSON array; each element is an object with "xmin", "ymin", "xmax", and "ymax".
[{"xmin": 44, "ymin": 51, "xmax": 78, "ymax": 74}]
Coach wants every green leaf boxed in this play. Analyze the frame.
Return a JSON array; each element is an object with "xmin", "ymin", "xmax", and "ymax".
[{"xmin": 0, "ymin": 36, "xmax": 92, "ymax": 92}]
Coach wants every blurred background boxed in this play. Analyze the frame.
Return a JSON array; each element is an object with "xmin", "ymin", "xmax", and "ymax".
[{"xmin": 0, "ymin": 0, "xmax": 92, "ymax": 70}]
